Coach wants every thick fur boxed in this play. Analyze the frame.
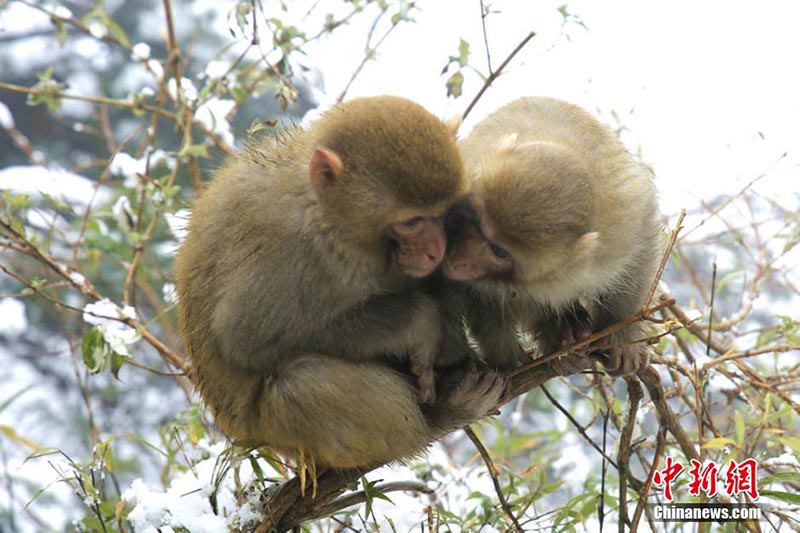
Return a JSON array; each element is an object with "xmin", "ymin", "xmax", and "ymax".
[
  {"xmin": 176, "ymin": 96, "xmax": 503, "ymax": 468},
  {"xmin": 454, "ymin": 97, "xmax": 663, "ymax": 374}
]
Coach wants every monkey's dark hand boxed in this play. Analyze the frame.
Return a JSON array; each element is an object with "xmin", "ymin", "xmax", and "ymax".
[{"xmin": 538, "ymin": 303, "xmax": 593, "ymax": 350}]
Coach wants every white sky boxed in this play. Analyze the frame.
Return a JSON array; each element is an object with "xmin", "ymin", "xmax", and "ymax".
[{"xmin": 296, "ymin": 0, "xmax": 800, "ymax": 215}]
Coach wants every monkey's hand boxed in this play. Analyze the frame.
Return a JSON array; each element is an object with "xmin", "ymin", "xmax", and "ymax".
[
  {"xmin": 425, "ymin": 362, "xmax": 507, "ymax": 430},
  {"xmin": 592, "ymin": 323, "xmax": 652, "ymax": 376},
  {"xmin": 535, "ymin": 302, "xmax": 593, "ymax": 353},
  {"xmin": 410, "ymin": 355, "xmax": 437, "ymax": 404}
]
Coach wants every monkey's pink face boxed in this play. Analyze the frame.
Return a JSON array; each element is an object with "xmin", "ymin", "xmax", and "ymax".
[
  {"xmin": 389, "ymin": 217, "xmax": 446, "ymax": 278},
  {"xmin": 443, "ymin": 222, "xmax": 514, "ymax": 282}
]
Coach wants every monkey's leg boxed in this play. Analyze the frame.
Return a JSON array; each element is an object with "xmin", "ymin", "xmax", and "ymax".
[
  {"xmin": 256, "ymin": 355, "xmax": 448, "ymax": 468},
  {"xmin": 428, "ymin": 281, "xmax": 480, "ymax": 370},
  {"xmin": 463, "ymin": 291, "xmax": 526, "ymax": 370}
]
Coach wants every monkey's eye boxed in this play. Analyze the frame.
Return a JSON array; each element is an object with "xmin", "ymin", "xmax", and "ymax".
[
  {"xmin": 402, "ymin": 216, "xmax": 424, "ymax": 227},
  {"xmin": 490, "ymin": 244, "xmax": 510, "ymax": 259}
]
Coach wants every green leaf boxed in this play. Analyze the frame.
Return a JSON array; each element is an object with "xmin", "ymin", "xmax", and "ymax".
[
  {"xmin": 82, "ymin": 327, "xmax": 109, "ymax": 374},
  {"xmin": 52, "ymin": 17, "xmax": 68, "ymax": 46},
  {"xmin": 97, "ymin": 437, "xmax": 115, "ymax": 473},
  {"xmin": 457, "ymin": 38, "xmax": 470, "ymax": 67},
  {"xmin": 110, "ymin": 351, "xmax": 126, "ymax": 379},
  {"xmin": 446, "ymin": 70, "xmax": 464, "ymax": 98},
  {"xmin": 103, "ymin": 15, "xmax": 130, "ymax": 47},
  {"xmin": 777, "ymin": 435, "xmax": 800, "ymax": 454},
  {"xmin": 0, "ymin": 385, "xmax": 35, "ymax": 413},
  {"xmin": 0, "ymin": 425, "xmax": 41, "ymax": 451},
  {"xmin": 3, "ymin": 191, "xmax": 31, "ymax": 211},
  {"xmin": 734, "ymin": 411, "xmax": 745, "ymax": 446},
  {"xmin": 28, "ymin": 67, "xmax": 66, "ymax": 113},
  {"xmin": 760, "ymin": 489, "xmax": 800, "ymax": 505},
  {"xmin": 701, "ymin": 437, "xmax": 736, "ymax": 449},
  {"xmin": 360, "ymin": 477, "xmax": 394, "ymax": 518},
  {"xmin": 760, "ymin": 472, "xmax": 800, "ymax": 486},
  {"xmin": 180, "ymin": 143, "xmax": 210, "ymax": 159}
]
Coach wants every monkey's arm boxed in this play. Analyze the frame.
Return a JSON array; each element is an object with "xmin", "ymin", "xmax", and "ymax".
[
  {"xmin": 463, "ymin": 290, "xmax": 527, "ymax": 370},
  {"xmin": 304, "ymin": 292, "xmax": 442, "ymax": 403}
]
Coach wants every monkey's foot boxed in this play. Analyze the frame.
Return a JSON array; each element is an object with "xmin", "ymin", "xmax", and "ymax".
[
  {"xmin": 446, "ymin": 363, "xmax": 507, "ymax": 414},
  {"xmin": 594, "ymin": 343, "xmax": 652, "ymax": 377},
  {"xmin": 550, "ymin": 352, "xmax": 596, "ymax": 376}
]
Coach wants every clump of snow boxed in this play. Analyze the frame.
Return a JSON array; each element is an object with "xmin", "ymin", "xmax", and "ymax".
[
  {"xmin": 707, "ymin": 372, "xmax": 739, "ymax": 392},
  {"xmin": 683, "ymin": 308, "xmax": 704, "ymax": 323},
  {"xmin": 165, "ymin": 209, "xmax": 190, "ymax": 243},
  {"xmin": 69, "ymin": 271, "xmax": 87, "ymax": 288},
  {"xmin": 83, "ymin": 299, "xmax": 140, "ymax": 356},
  {"xmin": 0, "ymin": 165, "xmax": 111, "ymax": 206},
  {"xmin": 109, "ymin": 150, "xmax": 174, "ymax": 187},
  {"xmin": 88, "ymin": 21, "xmax": 107, "ymax": 39},
  {"xmin": 122, "ymin": 453, "xmax": 265, "ymax": 532},
  {"xmin": 0, "ymin": 101, "xmax": 15, "ymax": 128},
  {"xmin": 204, "ymin": 60, "xmax": 230, "ymax": 79},
  {"xmin": 194, "ymin": 98, "xmax": 235, "ymax": 146},
  {"xmin": 113, "ymin": 196, "xmax": 134, "ymax": 231},
  {"xmin": 45, "ymin": 4, "xmax": 73, "ymax": 18},
  {"xmin": 762, "ymin": 449, "xmax": 800, "ymax": 468},
  {"xmin": 146, "ymin": 59, "xmax": 164, "ymax": 79},
  {"xmin": 162, "ymin": 283, "xmax": 178, "ymax": 305},
  {"xmin": 0, "ymin": 298, "xmax": 28, "ymax": 336},
  {"xmin": 131, "ymin": 42, "xmax": 151, "ymax": 61},
  {"xmin": 167, "ymin": 77, "xmax": 198, "ymax": 102}
]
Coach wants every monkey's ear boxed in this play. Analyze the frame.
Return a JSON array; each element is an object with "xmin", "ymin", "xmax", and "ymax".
[
  {"xmin": 573, "ymin": 231, "xmax": 600, "ymax": 258},
  {"xmin": 309, "ymin": 147, "xmax": 344, "ymax": 195},
  {"xmin": 445, "ymin": 114, "xmax": 462, "ymax": 136},
  {"xmin": 494, "ymin": 133, "xmax": 519, "ymax": 155}
]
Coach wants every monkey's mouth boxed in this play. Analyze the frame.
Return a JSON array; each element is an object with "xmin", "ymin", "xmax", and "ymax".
[{"xmin": 397, "ymin": 257, "xmax": 439, "ymax": 278}]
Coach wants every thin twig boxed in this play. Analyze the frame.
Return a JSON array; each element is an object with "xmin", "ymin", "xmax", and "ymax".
[
  {"xmin": 0, "ymin": 82, "xmax": 177, "ymax": 121},
  {"xmin": 336, "ymin": 6, "xmax": 401, "ymax": 103},
  {"xmin": 509, "ymin": 297, "xmax": 675, "ymax": 377},
  {"xmin": 462, "ymin": 31, "xmax": 535, "ymax": 120},
  {"xmin": 618, "ymin": 377, "xmax": 643, "ymax": 530},
  {"xmin": 679, "ymin": 152, "xmax": 787, "ymax": 240},
  {"xmin": 479, "ymin": 0, "xmax": 492, "ymax": 72},
  {"xmin": 316, "ymin": 481, "xmax": 434, "ymax": 519},
  {"xmin": 706, "ymin": 261, "xmax": 717, "ymax": 356},
  {"xmin": 630, "ymin": 426, "xmax": 667, "ymax": 532},
  {"xmin": 464, "ymin": 427, "xmax": 523, "ymax": 532},
  {"xmin": 541, "ymin": 385, "xmax": 620, "ymax": 472},
  {"xmin": 644, "ymin": 209, "xmax": 686, "ymax": 308}
]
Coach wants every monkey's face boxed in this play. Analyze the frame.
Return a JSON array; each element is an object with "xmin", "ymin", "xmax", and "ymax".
[
  {"xmin": 442, "ymin": 198, "xmax": 516, "ymax": 283},
  {"xmin": 387, "ymin": 215, "xmax": 447, "ymax": 277}
]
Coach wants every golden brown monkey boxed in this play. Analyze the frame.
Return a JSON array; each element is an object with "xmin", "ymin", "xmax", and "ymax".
[
  {"xmin": 175, "ymin": 96, "xmax": 504, "ymax": 468},
  {"xmin": 444, "ymin": 96, "xmax": 662, "ymax": 374}
]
